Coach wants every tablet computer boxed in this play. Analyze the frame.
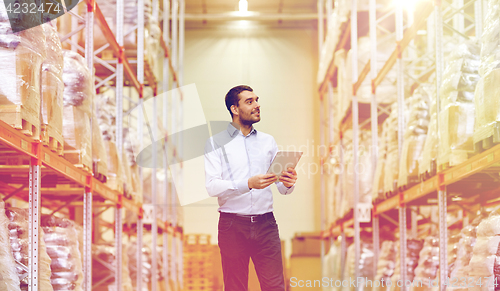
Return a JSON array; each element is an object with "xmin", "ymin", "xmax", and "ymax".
[{"xmin": 267, "ymin": 151, "xmax": 303, "ymax": 177}]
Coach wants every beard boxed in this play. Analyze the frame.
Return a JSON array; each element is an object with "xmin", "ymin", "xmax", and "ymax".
[{"xmin": 240, "ymin": 109, "xmax": 260, "ymax": 126}]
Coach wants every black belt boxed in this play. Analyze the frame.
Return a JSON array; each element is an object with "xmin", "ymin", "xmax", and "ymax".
[{"xmin": 220, "ymin": 211, "xmax": 274, "ymax": 223}]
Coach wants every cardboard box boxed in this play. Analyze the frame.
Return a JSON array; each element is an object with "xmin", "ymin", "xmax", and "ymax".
[{"xmin": 292, "ymin": 232, "xmax": 329, "ymax": 256}]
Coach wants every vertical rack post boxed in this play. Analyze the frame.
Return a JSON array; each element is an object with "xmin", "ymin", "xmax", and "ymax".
[
  {"xmin": 137, "ymin": 0, "xmax": 145, "ymax": 284},
  {"xmin": 438, "ymin": 184, "xmax": 447, "ymax": 291},
  {"xmin": 475, "ymin": 0, "xmax": 483, "ymax": 37},
  {"xmin": 318, "ymin": 0, "xmax": 324, "ymax": 54},
  {"xmin": 350, "ymin": 0, "xmax": 361, "ymax": 281},
  {"xmin": 84, "ymin": 2, "xmax": 94, "ymax": 290},
  {"xmin": 171, "ymin": 1, "xmax": 179, "ymax": 288},
  {"xmin": 320, "ymin": 94, "xmax": 325, "ymax": 274},
  {"xmin": 28, "ymin": 144, "xmax": 41, "ymax": 291},
  {"xmin": 152, "ymin": 98, "xmax": 158, "ymax": 291},
  {"xmin": 115, "ymin": 0, "xmax": 124, "ymax": 286},
  {"xmin": 178, "ymin": 2, "xmax": 185, "ymax": 285},
  {"xmin": 395, "ymin": 0, "xmax": 406, "ymax": 287},
  {"xmin": 83, "ymin": 186, "xmax": 93, "ymax": 291},
  {"xmin": 115, "ymin": 205, "xmax": 123, "ymax": 291},
  {"xmin": 369, "ymin": 0, "xmax": 379, "ymax": 277},
  {"xmin": 162, "ymin": 0, "xmax": 170, "ymax": 286}
]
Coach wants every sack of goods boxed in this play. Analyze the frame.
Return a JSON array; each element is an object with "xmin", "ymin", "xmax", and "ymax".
[
  {"xmin": 390, "ymin": 239, "xmax": 424, "ymax": 291},
  {"xmin": 4, "ymin": 206, "xmax": 53, "ymax": 291},
  {"xmin": 411, "ymin": 236, "xmax": 439, "ymax": 291},
  {"xmin": 466, "ymin": 212, "xmax": 500, "ymax": 291},
  {"xmin": 41, "ymin": 215, "xmax": 84, "ymax": 291},
  {"xmin": 374, "ymin": 240, "xmax": 397, "ymax": 291},
  {"xmin": 448, "ymin": 210, "xmax": 489, "ymax": 290}
]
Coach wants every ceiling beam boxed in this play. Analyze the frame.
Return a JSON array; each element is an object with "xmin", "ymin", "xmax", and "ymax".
[{"xmin": 184, "ymin": 12, "xmax": 319, "ymax": 21}]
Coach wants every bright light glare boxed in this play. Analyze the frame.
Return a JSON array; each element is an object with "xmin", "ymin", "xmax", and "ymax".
[
  {"xmin": 396, "ymin": 0, "xmax": 419, "ymax": 12},
  {"xmin": 239, "ymin": 0, "xmax": 248, "ymax": 12}
]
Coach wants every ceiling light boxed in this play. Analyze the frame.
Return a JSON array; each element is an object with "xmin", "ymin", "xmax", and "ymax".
[{"xmin": 239, "ymin": 0, "xmax": 248, "ymax": 12}]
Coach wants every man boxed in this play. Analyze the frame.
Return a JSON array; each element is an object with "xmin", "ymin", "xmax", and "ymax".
[{"xmin": 204, "ymin": 85, "xmax": 298, "ymax": 291}]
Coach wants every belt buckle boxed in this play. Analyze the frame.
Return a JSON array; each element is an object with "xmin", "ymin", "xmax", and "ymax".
[{"xmin": 251, "ymin": 216, "xmax": 257, "ymax": 223}]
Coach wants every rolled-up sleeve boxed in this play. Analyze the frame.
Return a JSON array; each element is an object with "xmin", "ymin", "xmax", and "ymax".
[{"xmin": 204, "ymin": 138, "xmax": 250, "ymax": 198}]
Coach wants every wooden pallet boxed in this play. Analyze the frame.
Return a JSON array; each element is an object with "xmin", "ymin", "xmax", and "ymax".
[
  {"xmin": 398, "ymin": 175, "xmax": 420, "ymax": 192},
  {"xmin": 106, "ymin": 176, "xmax": 124, "ymax": 193},
  {"xmin": 438, "ymin": 150, "xmax": 475, "ymax": 172},
  {"xmin": 92, "ymin": 161, "xmax": 107, "ymax": 183},
  {"xmin": 41, "ymin": 124, "xmax": 63, "ymax": 156},
  {"xmin": 419, "ymin": 160, "xmax": 437, "ymax": 182},
  {"xmin": 63, "ymin": 150, "xmax": 92, "ymax": 174},
  {"xmin": 0, "ymin": 105, "xmax": 39, "ymax": 138},
  {"xmin": 474, "ymin": 122, "xmax": 500, "ymax": 153}
]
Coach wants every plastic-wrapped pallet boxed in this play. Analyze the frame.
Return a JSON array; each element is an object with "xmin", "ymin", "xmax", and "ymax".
[
  {"xmin": 323, "ymin": 241, "xmax": 341, "ymax": 291},
  {"xmin": 124, "ymin": 127, "xmax": 142, "ymax": 204},
  {"xmin": 342, "ymin": 240, "xmax": 375, "ymax": 291},
  {"xmin": 466, "ymin": 212, "xmax": 500, "ymax": 291},
  {"xmin": 373, "ymin": 118, "xmax": 389, "ymax": 202},
  {"xmin": 473, "ymin": 0, "xmax": 500, "ymax": 149},
  {"xmin": 0, "ymin": 202, "xmax": 21, "ymax": 291},
  {"xmin": 92, "ymin": 245, "xmax": 133, "ymax": 291},
  {"xmin": 398, "ymin": 85, "xmax": 431, "ymax": 187},
  {"xmin": 0, "ymin": 0, "xmax": 46, "ymax": 136},
  {"xmin": 128, "ymin": 242, "xmax": 152, "ymax": 291},
  {"xmin": 96, "ymin": 93, "xmax": 126, "ymax": 192},
  {"xmin": 62, "ymin": 50, "xmax": 93, "ymax": 170},
  {"xmin": 41, "ymin": 21, "xmax": 64, "ymax": 150},
  {"xmin": 5, "ymin": 208, "xmax": 53, "ymax": 291},
  {"xmin": 418, "ymin": 90, "xmax": 438, "ymax": 178},
  {"xmin": 438, "ymin": 40, "xmax": 480, "ymax": 168},
  {"xmin": 92, "ymin": 106, "xmax": 109, "ymax": 179},
  {"xmin": 374, "ymin": 240, "xmax": 397, "ymax": 291},
  {"xmin": 448, "ymin": 211, "xmax": 489, "ymax": 288},
  {"xmin": 383, "ymin": 104, "xmax": 399, "ymax": 195},
  {"xmin": 411, "ymin": 236, "xmax": 439, "ymax": 291},
  {"xmin": 340, "ymin": 129, "xmax": 373, "ymax": 217},
  {"xmin": 390, "ymin": 239, "xmax": 424, "ymax": 291},
  {"xmin": 42, "ymin": 215, "xmax": 83, "ymax": 291}
]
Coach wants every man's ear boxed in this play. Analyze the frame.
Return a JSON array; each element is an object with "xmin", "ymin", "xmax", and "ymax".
[{"xmin": 231, "ymin": 105, "xmax": 238, "ymax": 116}]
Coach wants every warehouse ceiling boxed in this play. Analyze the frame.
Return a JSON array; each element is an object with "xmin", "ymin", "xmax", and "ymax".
[{"xmin": 184, "ymin": 0, "xmax": 318, "ymax": 29}]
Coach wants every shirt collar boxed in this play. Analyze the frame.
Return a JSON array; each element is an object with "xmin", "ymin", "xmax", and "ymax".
[{"xmin": 227, "ymin": 122, "xmax": 257, "ymax": 137}]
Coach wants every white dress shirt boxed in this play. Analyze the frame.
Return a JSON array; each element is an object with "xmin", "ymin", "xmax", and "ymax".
[{"xmin": 204, "ymin": 123, "xmax": 295, "ymax": 215}]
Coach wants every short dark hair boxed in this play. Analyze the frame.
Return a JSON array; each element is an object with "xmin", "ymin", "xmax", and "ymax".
[{"xmin": 225, "ymin": 85, "xmax": 253, "ymax": 118}]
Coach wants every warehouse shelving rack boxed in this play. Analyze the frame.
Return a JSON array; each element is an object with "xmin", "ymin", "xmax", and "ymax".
[
  {"xmin": 0, "ymin": 0, "xmax": 185, "ymax": 290},
  {"xmin": 318, "ymin": 0, "xmax": 486, "ymax": 289}
]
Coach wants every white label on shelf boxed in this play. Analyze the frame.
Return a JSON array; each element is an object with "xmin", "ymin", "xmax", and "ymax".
[{"xmin": 357, "ymin": 203, "xmax": 372, "ymax": 223}]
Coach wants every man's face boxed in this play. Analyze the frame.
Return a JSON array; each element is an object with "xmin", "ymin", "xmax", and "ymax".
[{"xmin": 235, "ymin": 90, "xmax": 260, "ymax": 125}]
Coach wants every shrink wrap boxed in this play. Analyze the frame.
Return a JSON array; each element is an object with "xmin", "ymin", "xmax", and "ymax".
[
  {"xmin": 6, "ymin": 208, "xmax": 53, "ymax": 291},
  {"xmin": 41, "ymin": 22, "xmax": 64, "ymax": 145},
  {"xmin": 398, "ymin": 85, "xmax": 431, "ymax": 186},
  {"xmin": 42, "ymin": 215, "xmax": 83, "ymax": 291},
  {"xmin": 0, "ymin": 202, "xmax": 21, "ymax": 291},
  {"xmin": 438, "ymin": 40, "xmax": 480, "ymax": 167},
  {"xmin": 62, "ymin": 50, "xmax": 93, "ymax": 169}
]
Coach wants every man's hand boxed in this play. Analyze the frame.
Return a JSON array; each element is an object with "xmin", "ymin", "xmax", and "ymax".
[
  {"xmin": 248, "ymin": 174, "xmax": 278, "ymax": 190},
  {"xmin": 279, "ymin": 167, "xmax": 297, "ymax": 188}
]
